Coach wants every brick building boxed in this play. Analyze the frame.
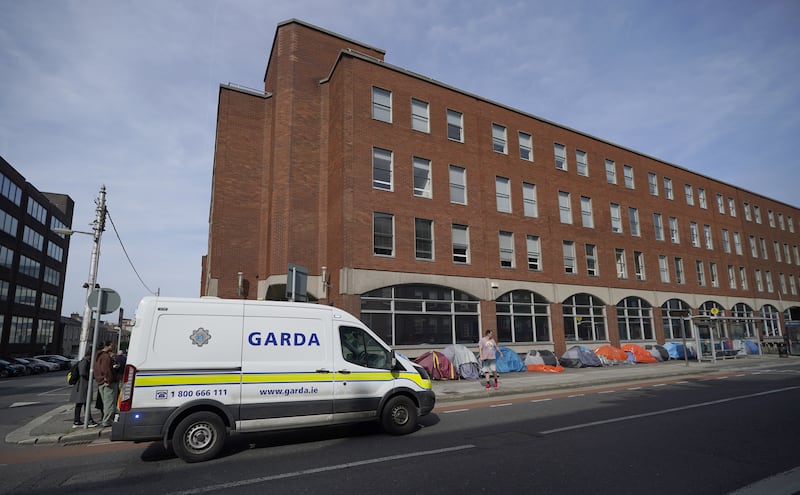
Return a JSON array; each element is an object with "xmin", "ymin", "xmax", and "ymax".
[
  {"xmin": 0, "ymin": 156, "xmax": 74, "ymax": 357},
  {"xmin": 202, "ymin": 19, "xmax": 800, "ymax": 357}
]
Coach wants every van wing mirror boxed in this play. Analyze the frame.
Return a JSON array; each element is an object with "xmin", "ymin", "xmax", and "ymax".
[{"xmin": 390, "ymin": 350, "xmax": 399, "ymax": 370}]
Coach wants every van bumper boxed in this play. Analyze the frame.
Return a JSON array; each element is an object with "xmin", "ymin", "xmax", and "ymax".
[
  {"xmin": 111, "ymin": 408, "xmax": 173, "ymax": 442},
  {"xmin": 417, "ymin": 390, "xmax": 436, "ymax": 416}
]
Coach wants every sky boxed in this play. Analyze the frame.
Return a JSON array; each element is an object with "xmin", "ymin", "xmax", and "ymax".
[{"xmin": 1, "ymin": 0, "xmax": 798, "ymax": 319}]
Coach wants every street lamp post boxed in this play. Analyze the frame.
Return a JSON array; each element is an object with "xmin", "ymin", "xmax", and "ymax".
[{"xmin": 54, "ymin": 185, "xmax": 106, "ymax": 361}]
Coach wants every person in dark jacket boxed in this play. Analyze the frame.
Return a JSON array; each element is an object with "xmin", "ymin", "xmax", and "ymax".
[
  {"xmin": 69, "ymin": 351, "xmax": 98, "ymax": 427},
  {"xmin": 94, "ymin": 340, "xmax": 117, "ymax": 427}
]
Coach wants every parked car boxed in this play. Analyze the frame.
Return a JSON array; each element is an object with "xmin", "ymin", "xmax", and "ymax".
[
  {"xmin": 10, "ymin": 357, "xmax": 50, "ymax": 374},
  {"xmin": 34, "ymin": 354, "xmax": 75, "ymax": 371},
  {"xmin": 0, "ymin": 358, "xmax": 27, "ymax": 377},
  {"xmin": 27, "ymin": 357, "xmax": 60, "ymax": 372}
]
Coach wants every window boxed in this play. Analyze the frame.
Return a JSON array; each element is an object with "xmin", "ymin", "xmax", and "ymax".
[
  {"xmin": 414, "ymin": 218, "xmax": 433, "ymax": 260},
  {"xmin": 634, "ymin": 251, "xmax": 645, "ymax": 280},
  {"xmin": 662, "ymin": 299, "xmax": 692, "ymax": 339},
  {"xmin": 755, "ymin": 269, "xmax": 764, "ymax": 291},
  {"xmin": 659, "ymin": 255, "xmax": 670, "ymax": 283},
  {"xmin": 372, "ymin": 147, "xmax": 393, "ymax": 191},
  {"xmin": 526, "ymin": 235, "xmax": 541, "ymax": 270},
  {"xmin": 795, "ymin": 245, "xmax": 800, "ymax": 265},
  {"xmin": 648, "ymin": 172, "xmax": 658, "ymax": 195},
  {"xmin": 785, "ymin": 244, "xmax": 792, "ymax": 265},
  {"xmin": 743, "ymin": 202, "xmax": 752, "ymax": 221},
  {"xmin": 0, "ymin": 172, "xmax": 22, "ymax": 205},
  {"xmin": 774, "ymin": 241, "xmax": 782, "ymax": 262},
  {"xmin": 690, "ymin": 222, "xmax": 700, "ymax": 248},
  {"xmin": 449, "ymin": 165, "xmax": 466, "ymax": 204},
  {"xmin": 47, "ymin": 242, "xmax": 63, "ymax": 262},
  {"xmin": 759, "ymin": 237, "xmax": 768, "ymax": 260},
  {"xmin": 522, "ymin": 183, "xmax": 538, "ymax": 217},
  {"xmin": 768, "ymin": 210, "xmax": 776, "ymax": 228},
  {"xmin": 585, "ymin": 244, "xmax": 598, "ymax": 276},
  {"xmin": 519, "ymin": 132, "xmax": 533, "ymax": 161},
  {"xmin": 43, "ymin": 266, "xmax": 60, "ymax": 286},
  {"xmin": 703, "ymin": 224, "xmax": 713, "ymax": 250},
  {"xmin": 628, "ymin": 208, "xmax": 640, "ymax": 236},
  {"xmin": 563, "ymin": 294, "xmax": 607, "ymax": 342},
  {"xmin": 22, "ymin": 226, "xmax": 43, "ymax": 250},
  {"xmin": 698, "ymin": 188, "xmax": 707, "ymax": 209},
  {"xmin": 2, "ymin": 210, "xmax": 20, "ymax": 236},
  {"xmin": 721, "ymin": 229, "xmax": 730, "ymax": 253},
  {"xmin": 27, "ymin": 198, "xmax": 47, "ymax": 224},
  {"xmin": 563, "ymin": 241, "xmax": 576, "ymax": 274},
  {"xmin": 617, "ymin": 297, "xmax": 653, "ymax": 341},
  {"xmin": 412, "ymin": 156, "xmax": 432, "ymax": 198},
  {"xmin": 610, "ymin": 203, "xmax": 622, "ymax": 233},
  {"xmin": 496, "ymin": 290, "xmax": 551, "ymax": 343},
  {"xmin": 739, "ymin": 267, "xmax": 748, "ymax": 290},
  {"xmin": 447, "ymin": 109, "xmax": 463, "ymax": 142},
  {"xmin": 669, "ymin": 217, "xmax": 680, "ymax": 244},
  {"xmin": 654, "ymin": 213, "xmax": 664, "ymax": 241},
  {"xmin": 340, "ymin": 326, "xmax": 391, "ymax": 369},
  {"xmin": 789, "ymin": 216, "xmax": 795, "ymax": 233},
  {"xmin": 753, "ymin": 205, "xmax": 762, "ymax": 224},
  {"xmin": 728, "ymin": 265, "xmax": 737, "ymax": 289},
  {"xmin": 674, "ymin": 257, "xmax": 685, "ymax": 284},
  {"xmin": 18, "ymin": 255, "xmax": 41, "ymax": 278},
  {"xmin": 779, "ymin": 273, "xmax": 787, "ymax": 294},
  {"xmin": 710, "ymin": 262, "xmax": 719, "ymax": 288},
  {"xmin": 733, "ymin": 231, "xmax": 742, "ymax": 255},
  {"xmin": 778, "ymin": 213, "xmax": 785, "ymax": 230},
  {"xmin": 576, "ymin": 150, "xmax": 588, "ymax": 176},
  {"xmin": 372, "ymin": 86, "xmax": 391, "ymax": 122},
  {"xmin": 499, "ymin": 231, "xmax": 515, "ymax": 268},
  {"xmin": 664, "ymin": 178, "xmax": 673, "ymax": 199},
  {"xmin": 615, "ymin": 249, "xmax": 627, "ymax": 279},
  {"xmin": 716, "ymin": 194, "xmax": 725, "ymax": 214},
  {"xmin": 554, "ymin": 143, "xmax": 567, "ymax": 170},
  {"xmin": 749, "ymin": 236, "xmax": 758, "ymax": 257},
  {"xmin": 623, "ymin": 165, "xmax": 634, "ymax": 189},
  {"xmin": 765, "ymin": 271, "xmax": 774, "ymax": 293},
  {"xmin": 696, "ymin": 260, "xmax": 706, "ymax": 286},
  {"xmin": 605, "ymin": 159, "xmax": 617, "ymax": 184},
  {"xmin": 373, "ymin": 213, "xmax": 394, "ymax": 256},
  {"xmin": 492, "ymin": 123, "xmax": 507, "ymax": 154},
  {"xmin": 452, "ymin": 224, "xmax": 469, "ymax": 263},
  {"xmin": 495, "ymin": 177, "xmax": 511, "ymax": 213},
  {"xmin": 790, "ymin": 274, "xmax": 798, "ymax": 295},
  {"xmin": 559, "ymin": 191, "xmax": 572, "ymax": 224},
  {"xmin": 685, "ymin": 184, "xmax": 694, "ymax": 206},
  {"xmin": 728, "ymin": 197, "xmax": 736, "ymax": 217},
  {"xmin": 580, "ymin": 196, "xmax": 593, "ymax": 228},
  {"xmin": 411, "ymin": 98, "xmax": 429, "ymax": 132}
]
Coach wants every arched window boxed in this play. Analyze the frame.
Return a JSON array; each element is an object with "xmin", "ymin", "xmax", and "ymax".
[
  {"xmin": 661, "ymin": 299, "xmax": 692, "ymax": 339},
  {"xmin": 360, "ymin": 284, "xmax": 479, "ymax": 346},
  {"xmin": 617, "ymin": 296, "xmax": 653, "ymax": 341},
  {"xmin": 731, "ymin": 303, "xmax": 757, "ymax": 338},
  {"xmin": 562, "ymin": 293, "xmax": 607, "ymax": 342},
  {"xmin": 761, "ymin": 304, "xmax": 780, "ymax": 337},
  {"xmin": 698, "ymin": 300, "xmax": 726, "ymax": 340},
  {"xmin": 496, "ymin": 290, "xmax": 551, "ymax": 343}
]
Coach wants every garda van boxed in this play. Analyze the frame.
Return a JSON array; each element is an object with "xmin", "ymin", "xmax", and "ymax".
[{"xmin": 111, "ymin": 297, "xmax": 435, "ymax": 462}]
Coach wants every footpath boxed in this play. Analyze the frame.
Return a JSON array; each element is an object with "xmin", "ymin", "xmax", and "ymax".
[{"xmin": 5, "ymin": 354, "xmax": 798, "ymax": 447}]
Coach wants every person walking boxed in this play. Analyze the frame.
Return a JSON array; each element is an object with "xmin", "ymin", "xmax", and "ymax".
[
  {"xmin": 70, "ymin": 351, "xmax": 98, "ymax": 428},
  {"xmin": 93, "ymin": 340, "xmax": 117, "ymax": 427},
  {"xmin": 478, "ymin": 329, "xmax": 503, "ymax": 389}
]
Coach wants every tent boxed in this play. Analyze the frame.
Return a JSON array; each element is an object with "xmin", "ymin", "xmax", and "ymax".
[
  {"xmin": 441, "ymin": 344, "xmax": 481, "ymax": 380},
  {"xmin": 525, "ymin": 349, "xmax": 560, "ymax": 367},
  {"xmin": 560, "ymin": 345, "xmax": 603, "ymax": 368},
  {"xmin": 663, "ymin": 342, "xmax": 696, "ymax": 359},
  {"xmin": 645, "ymin": 344, "xmax": 670, "ymax": 361},
  {"xmin": 594, "ymin": 344, "xmax": 628, "ymax": 365},
  {"xmin": 495, "ymin": 346, "xmax": 526, "ymax": 373},
  {"xmin": 414, "ymin": 351, "xmax": 457, "ymax": 380},
  {"xmin": 743, "ymin": 340, "xmax": 760, "ymax": 355},
  {"xmin": 621, "ymin": 343, "xmax": 658, "ymax": 363}
]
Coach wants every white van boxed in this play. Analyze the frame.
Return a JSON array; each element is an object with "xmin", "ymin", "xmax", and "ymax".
[{"xmin": 111, "ymin": 297, "xmax": 435, "ymax": 462}]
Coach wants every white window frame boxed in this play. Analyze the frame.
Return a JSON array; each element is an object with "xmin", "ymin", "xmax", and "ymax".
[
  {"xmin": 669, "ymin": 217, "xmax": 680, "ymax": 244},
  {"xmin": 411, "ymin": 98, "xmax": 429, "ymax": 133},
  {"xmin": 675, "ymin": 257, "xmax": 685, "ymax": 284},
  {"xmin": 372, "ymin": 86, "xmax": 392, "ymax": 123},
  {"xmin": 495, "ymin": 176, "xmax": 511, "ymax": 213},
  {"xmin": 372, "ymin": 147, "xmax": 393, "ymax": 191},
  {"xmin": 576, "ymin": 150, "xmax": 588, "ymax": 176},
  {"xmin": 447, "ymin": 109, "xmax": 463, "ymax": 142},
  {"xmin": 605, "ymin": 159, "xmax": 617, "ymax": 184},
  {"xmin": 519, "ymin": 132, "xmax": 533, "ymax": 161},
  {"xmin": 610, "ymin": 203, "xmax": 623, "ymax": 233},
  {"xmin": 710, "ymin": 262, "xmax": 719, "ymax": 288},
  {"xmin": 728, "ymin": 197, "xmax": 736, "ymax": 217},
  {"xmin": 696, "ymin": 260, "xmax": 706, "ymax": 286},
  {"xmin": 580, "ymin": 196, "xmax": 594, "ymax": 228},
  {"xmin": 526, "ymin": 235, "xmax": 541, "ymax": 271},
  {"xmin": 728, "ymin": 265, "xmax": 737, "ymax": 289},
  {"xmin": 690, "ymin": 222, "xmax": 700, "ymax": 248},
  {"xmin": 414, "ymin": 218, "xmax": 434, "ymax": 260},
  {"xmin": 685, "ymin": 184, "xmax": 695, "ymax": 206},
  {"xmin": 739, "ymin": 267, "xmax": 748, "ymax": 290},
  {"xmin": 629, "ymin": 207, "xmax": 640, "ymax": 237},
  {"xmin": 373, "ymin": 212, "xmax": 394, "ymax": 256},
  {"xmin": 659, "ymin": 255, "xmax": 670, "ymax": 283},
  {"xmin": 654, "ymin": 213, "xmax": 664, "ymax": 241},
  {"xmin": 634, "ymin": 251, "xmax": 646, "ymax": 280},
  {"xmin": 499, "ymin": 231, "xmax": 515, "ymax": 268},
  {"xmin": 664, "ymin": 178, "xmax": 674, "ymax": 200},
  {"xmin": 615, "ymin": 249, "xmax": 627, "ymax": 279},
  {"xmin": 449, "ymin": 165, "xmax": 467, "ymax": 205},
  {"xmin": 585, "ymin": 243, "xmax": 598, "ymax": 276},
  {"xmin": 522, "ymin": 182, "xmax": 538, "ymax": 218},
  {"xmin": 559, "ymin": 191, "xmax": 572, "ymax": 224},
  {"xmin": 554, "ymin": 143, "xmax": 567, "ymax": 171},
  {"xmin": 648, "ymin": 172, "xmax": 658, "ymax": 195},
  {"xmin": 623, "ymin": 165, "xmax": 634, "ymax": 189},
  {"xmin": 721, "ymin": 229, "xmax": 730, "ymax": 253},
  {"xmin": 733, "ymin": 231, "xmax": 743, "ymax": 255},
  {"xmin": 698, "ymin": 188, "xmax": 707, "ymax": 209},
  {"xmin": 412, "ymin": 156, "xmax": 432, "ymax": 198},
  {"xmin": 703, "ymin": 224, "xmax": 713, "ymax": 250},
  {"xmin": 452, "ymin": 224, "xmax": 470, "ymax": 264},
  {"xmin": 563, "ymin": 241, "xmax": 577, "ymax": 274},
  {"xmin": 492, "ymin": 123, "xmax": 507, "ymax": 154},
  {"xmin": 716, "ymin": 194, "xmax": 725, "ymax": 214}
]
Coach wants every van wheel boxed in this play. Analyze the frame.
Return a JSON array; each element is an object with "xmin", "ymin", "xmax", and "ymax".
[
  {"xmin": 381, "ymin": 396, "xmax": 418, "ymax": 435},
  {"xmin": 172, "ymin": 412, "xmax": 226, "ymax": 463}
]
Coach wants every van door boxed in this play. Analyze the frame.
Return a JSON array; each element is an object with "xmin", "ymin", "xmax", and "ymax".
[
  {"xmin": 333, "ymin": 324, "xmax": 394, "ymax": 422},
  {"xmin": 240, "ymin": 303, "xmax": 335, "ymax": 431}
]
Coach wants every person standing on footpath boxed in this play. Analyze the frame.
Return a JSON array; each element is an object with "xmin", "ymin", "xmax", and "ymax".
[
  {"xmin": 70, "ymin": 351, "xmax": 98, "ymax": 427},
  {"xmin": 478, "ymin": 328, "xmax": 503, "ymax": 389},
  {"xmin": 93, "ymin": 340, "xmax": 117, "ymax": 427}
]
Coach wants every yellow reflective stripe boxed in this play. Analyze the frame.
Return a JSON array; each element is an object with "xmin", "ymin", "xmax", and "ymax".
[
  {"xmin": 136, "ymin": 374, "xmax": 239, "ymax": 386},
  {"xmin": 135, "ymin": 371, "xmax": 431, "ymax": 389},
  {"xmin": 242, "ymin": 373, "xmax": 331, "ymax": 383}
]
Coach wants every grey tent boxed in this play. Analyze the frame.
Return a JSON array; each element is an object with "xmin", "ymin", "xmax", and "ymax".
[
  {"xmin": 442, "ymin": 344, "xmax": 481, "ymax": 380},
  {"xmin": 560, "ymin": 345, "xmax": 603, "ymax": 368},
  {"xmin": 525, "ymin": 349, "xmax": 559, "ymax": 367}
]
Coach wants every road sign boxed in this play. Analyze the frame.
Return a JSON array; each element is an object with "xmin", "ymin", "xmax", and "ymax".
[
  {"xmin": 710, "ymin": 307, "xmax": 719, "ymax": 317},
  {"xmin": 88, "ymin": 288, "xmax": 121, "ymax": 314}
]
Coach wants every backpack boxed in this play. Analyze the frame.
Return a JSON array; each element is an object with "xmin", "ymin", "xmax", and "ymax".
[{"xmin": 67, "ymin": 361, "xmax": 80, "ymax": 385}]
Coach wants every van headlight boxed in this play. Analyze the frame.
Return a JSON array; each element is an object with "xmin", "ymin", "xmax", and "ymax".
[{"xmin": 413, "ymin": 365, "xmax": 430, "ymax": 381}]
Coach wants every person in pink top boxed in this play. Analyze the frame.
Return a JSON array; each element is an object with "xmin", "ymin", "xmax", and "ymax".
[{"xmin": 478, "ymin": 329, "xmax": 503, "ymax": 389}]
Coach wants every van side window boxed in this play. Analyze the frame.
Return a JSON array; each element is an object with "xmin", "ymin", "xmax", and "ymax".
[{"xmin": 339, "ymin": 326, "xmax": 391, "ymax": 369}]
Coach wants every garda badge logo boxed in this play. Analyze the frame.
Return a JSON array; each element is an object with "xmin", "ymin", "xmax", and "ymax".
[{"xmin": 190, "ymin": 327, "xmax": 212, "ymax": 347}]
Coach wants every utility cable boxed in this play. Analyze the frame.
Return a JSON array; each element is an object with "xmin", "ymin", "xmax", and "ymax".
[{"xmin": 106, "ymin": 209, "xmax": 158, "ymax": 296}]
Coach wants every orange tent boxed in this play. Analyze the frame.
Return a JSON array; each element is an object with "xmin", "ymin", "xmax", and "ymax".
[
  {"xmin": 621, "ymin": 343, "xmax": 658, "ymax": 363},
  {"xmin": 594, "ymin": 344, "xmax": 628, "ymax": 362}
]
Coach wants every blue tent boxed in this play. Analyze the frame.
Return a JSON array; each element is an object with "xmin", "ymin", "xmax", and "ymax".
[
  {"xmin": 495, "ymin": 346, "xmax": 526, "ymax": 373},
  {"xmin": 743, "ymin": 340, "xmax": 760, "ymax": 355},
  {"xmin": 663, "ymin": 342, "xmax": 696, "ymax": 359}
]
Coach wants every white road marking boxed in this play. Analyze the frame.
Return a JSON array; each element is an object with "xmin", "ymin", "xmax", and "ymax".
[
  {"xmin": 531, "ymin": 398, "xmax": 552, "ymax": 403},
  {"xmin": 442, "ymin": 408, "xmax": 469, "ymax": 413},
  {"xmin": 9, "ymin": 402, "xmax": 39, "ymax": 408},
  {"xmin": 490, "ymin": 403, "xmax": 512, "ymax": 408},
  {"xmin": 539, "ymin": 386, "xmax": 800, "ymax": 435},
  {"xmin": 166, "ymin": 445, "xmax": 477, "ymax": 495}
]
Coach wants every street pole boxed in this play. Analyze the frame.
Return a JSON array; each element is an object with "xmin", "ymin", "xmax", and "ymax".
[
  {"xmin": 77, "ymin": 185, "xmax": 106, "ymax": 361},
  {"xmin": 84, "ymin": 289, "xmax": 105, "ymax": 428}
]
